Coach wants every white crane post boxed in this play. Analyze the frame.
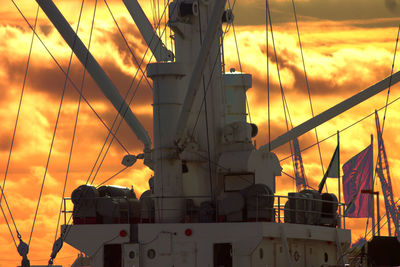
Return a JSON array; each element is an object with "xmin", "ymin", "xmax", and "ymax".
[
  {"xmin": 175, "ymin": 0, "xmax": 227, "ymax": 142},
  {"xmin": 36, "ymin": 0, "xmax": 152, "ymax": 149},
  {"xmin": 262, "ymin": 70, "xmax": 400, "ymax": 151},
  {"xmin": 122, "ymin": 0, "xmax": 174, "ymax": 62}
]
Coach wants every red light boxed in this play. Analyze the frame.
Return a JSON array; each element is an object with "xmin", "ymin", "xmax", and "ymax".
[
  {"xmin": 120, "ymin": 230, "xmax": 128, "ymax": 237},
  {"xmin": 185, "ymin": 229, "xmax": 192, "ymax": 236}
]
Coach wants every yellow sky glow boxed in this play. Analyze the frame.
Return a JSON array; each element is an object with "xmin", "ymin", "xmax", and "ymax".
[{"xmin": 1, "ymin": 0, "xmax": 400, "ymax": 266}]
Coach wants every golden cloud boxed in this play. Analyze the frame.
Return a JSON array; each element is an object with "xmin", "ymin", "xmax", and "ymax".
[{"xmin": 0, "ymin": 0, "xmax": 400, "ymax": 265}]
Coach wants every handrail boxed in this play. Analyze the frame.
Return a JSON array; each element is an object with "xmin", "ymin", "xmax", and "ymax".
[{"xmin": 62, "ymin": 193, "xmax": 346, "ymax": 229}]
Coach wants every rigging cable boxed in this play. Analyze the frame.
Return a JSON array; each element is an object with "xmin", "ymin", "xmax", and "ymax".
[
  {"xmin": 266, "ymin": 3, "xmax": 298, "ymax": 191},
  {"xmin": 364, "ymin": 23, "xmax": 400, "ymax": 239},
  {"xmin": 279, "ymin": 93, "xmax": 400, "ymax": 163},
  {"xmin": 381, "ymin": 24, "xmax": 400, "ymax": 133},
  {"xmin": 89, "ymin": 0, "xmax": 172, "ymax": 185},
  {"xmin": 364, "ymin": 198, "xmax": 400, "ymax": 239},
  {"xmin": 0, "ymin": 4, "xmax": 40, "ymax": 265},
  {"xmin": 291, "ymin": 0, "xmax": 325, "ymax": 178},
  {"xmin": 96, "ymin": 167, "xmax": 129, "ymax": 187},
  {"xmin": 189, "ymin": 18, "xmax": 236, "ymax": 136},
  {"xmin": 54, "ymin": 0, "xmax": 98, "ymax": 246},
  {"xmin": 229, "ymin": 14, "xmax": 252, "ymax": 123},
  {"xmin": 0, "ymin": 184, "xmax": 29, "ymax": 266},
  {"xmin": 104, "ymin": 0, "xmax": 153, "ymax": 90},
  {"xmin": 281, "ymin": 171, "xmax": 317, "ymax": 191},
  {"xmin": 28, "ymin": 0, "xmax": 86, "ymax": 247},
  {"xmin": 0, "ymin": 5, "xmax": 39, "ymax": 206},
  {"xmin": 58, "ymin": 0, "xmax": 175, "ymax": 233},
  {"xmin": 87, "ymin": 0, "xmax": 153, "ymax": 184},
  {"xmin": 0, "ymin": 1, "xmax": 39, "ymax": 256},
  {"xmin": 197, "ymin": 3, "xmax": 214, "ymax": 200},
  {"xmin": 266, "ymin": 0, "xmax": 271, "ymax": 151},
  {"xmin": 10, "ymin": 0, "xmax": 131, "ymax": 154},
  {"xmin": 0, "ymin": 201, "xmax": 17, "ymax": 248},
  {"xmin": 0, "ymin": 185, "xmax": 19, "ymax": 248},
  {"xmin": 190, "ymin": 0, "xmax": 242, "ymax": 136}
]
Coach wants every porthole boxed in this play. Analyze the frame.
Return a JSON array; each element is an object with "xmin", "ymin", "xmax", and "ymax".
[
  {"xmin": 259, "ymin": 248, "xmax": 264, "ymax": 259},
  {"xmin": 294, "ymin": 251, "xmax": 300, "ymax": 262},
  {"xmin": 147, "ymin": 249, "xmax": 156, "ymax": 259},
  {"xmin": 324, "ymin": 252, "xmax": 328, "ymax": 262},
  {"xmin": 129, "ymin": 250, "xmax": 135, "ymax": 259}
]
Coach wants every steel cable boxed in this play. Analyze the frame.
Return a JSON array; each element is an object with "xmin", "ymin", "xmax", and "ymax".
[
  {"xmin": 365, "ymin": 24, "xmax": 400, "ymax": 239},
  {"xmin": 279, "ymin": 93, "xmax": 400, "ymax": 163},
  {"xmin": 266, "ymin": 4, "xmax": 298, "ymax": 191},
  {"xmin": 28, "ymin": 0, "xmax": 87, "ymax": 247},
  {"xmin": 0, "ymin": 3, "xmax": 40, "ymax": 250},
  {"xmin": 89, "ymin": 0, "xmax": 172, "ymax": 185},
  {"xmin": 291, "ymin": 0, "xmax": 325, "ymax": 178},
  {"xmin": 10, "ymin": 0, "xmax": 131, "ymax": 154},
  {"xmin": 54, "ymin": 0, "xmax": 99, "ymax": 243},
  {"xmin": 0, "ymin": 6, "xmax": 39, "ymax": 205}
]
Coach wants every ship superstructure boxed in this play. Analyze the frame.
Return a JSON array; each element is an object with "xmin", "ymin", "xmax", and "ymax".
[{"xmin": 29, "ymin": 0, "xmax": 400, "ymax": 266}]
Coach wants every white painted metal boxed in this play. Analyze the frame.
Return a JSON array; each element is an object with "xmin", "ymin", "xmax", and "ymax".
[
  {"xmin": 61, "ymin": 224, "xmax": 130, "ymax": 266},
  {"xmin": 147, "ymin": 63, "xmax": 186, "ymax": 223},
  {"xmin": 50, "ymin": 0, "xmax": 363, "ymax": 265},
  {"xmin": 122, "ymin": 243, "xmax": 140, "ymax": 266},
  {"xmin": 175, "ymin": 0, "xmax": 227, "ymax": 143},
  {"xmin": 280, "ymin": 226, "xmax": 293, "ymax": 267},
  {"xmin": 36, "ymin": 0, "xmax": 152, "ymax": 149},
  {"xmin": 122, "ymin": 0, "xmax": 174, "ymax": 62},
  {"xmin": 262, "ymin": 69, "xmax": 400, "ymax": 151},
  {"xmin": 223, "ymin": 72, "xmax": 252, "ymax": 125},
  {"xmin": 218, "ymin": 150, "xmax": 282, "ymax": 193},
  {"xmin": 63, "ymin": 222, "xmax": 350, "ymax": 267}
]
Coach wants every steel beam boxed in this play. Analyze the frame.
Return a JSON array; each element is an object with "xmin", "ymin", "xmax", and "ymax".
[
  {"xmin": 36, "ymin": 0, "xmax": 152, "ymax": 149},
  {"xmin": 262, "ymin": 70, "xmax": 400, "ymax": 151}
]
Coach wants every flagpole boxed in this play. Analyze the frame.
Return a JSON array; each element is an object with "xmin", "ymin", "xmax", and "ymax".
[
  {"xmin": 337, "ymin": 131, "xmax": 342, "ymax": 228},
  {"xmin": 371, "ymin": 134, "xmax": 375, "ymax": 237}
]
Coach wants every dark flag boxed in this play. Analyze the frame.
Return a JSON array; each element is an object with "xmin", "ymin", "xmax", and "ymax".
[
  {"xmin": 342, "ymin": 145, "xmax": 373, "ymax": 218},
  {"xmin": 318, "ymin": 144, "xmax": 339, "ymax": 193}
]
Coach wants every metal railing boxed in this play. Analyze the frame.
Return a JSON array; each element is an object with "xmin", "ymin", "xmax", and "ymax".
[{"xmin": 62, "ymin": 193, "xmax": 346, "ymax": 229}]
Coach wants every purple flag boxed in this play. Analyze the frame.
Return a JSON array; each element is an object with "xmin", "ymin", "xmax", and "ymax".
[{"xmin": 342, "ymin": 145, "xmax": 373, "ymax": 218}]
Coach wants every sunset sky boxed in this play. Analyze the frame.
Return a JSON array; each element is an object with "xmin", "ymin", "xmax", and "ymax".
[{"xmin": 1, "ymin": 0, "xmax": 400, "ymax": 266}]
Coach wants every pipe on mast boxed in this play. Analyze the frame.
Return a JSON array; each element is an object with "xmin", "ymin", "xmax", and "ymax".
[
  {"xmin": 175, "ymin": 0, "xmax": 227, "ymax": 143},
  {"xmin": 36, "ymin": 0, "xmax": 152, "ymax": 149},
  {"xmin": 262, "ymin": 70, "xmax": 400, "ymax": 151}
]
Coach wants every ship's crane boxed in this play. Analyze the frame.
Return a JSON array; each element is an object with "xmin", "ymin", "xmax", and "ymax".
[
  {"xmin": 375, "ymin": 110, "xmax": 400, "ymax": 238},
  {"xmin": 293, "ymin": 137, "xmax": 308, "ymax": 191}
]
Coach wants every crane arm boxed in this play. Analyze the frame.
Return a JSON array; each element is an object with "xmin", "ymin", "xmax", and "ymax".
[
  {"xmin": 175, "ymin": 0, "xmax": 227, "ymax": 142},
  {"xmin": 122, "ymin": 0, "xmax": 174, "ymax": 62},
  {"xmin": 36, "ymin": 0, "xmax": 152, "ymax": 149},
  {"xmin": 261, "ymin": 70, "xmax": 400, "ymax": 151}
]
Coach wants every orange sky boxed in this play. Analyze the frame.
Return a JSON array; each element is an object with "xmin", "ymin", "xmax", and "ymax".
[{"xmin": 1, "ymin": 0, "xmax": 400, "ymax": 266}]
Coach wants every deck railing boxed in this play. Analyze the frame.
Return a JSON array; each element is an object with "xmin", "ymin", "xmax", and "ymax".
[{"xmin": 63, "ymin": 193, "xmax": 346, "ymax": 229}]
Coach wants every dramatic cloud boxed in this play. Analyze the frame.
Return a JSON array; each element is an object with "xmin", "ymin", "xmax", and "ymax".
[
  {"xmin": 234, "ymin": 0, "xmax": 400, "ymax": 26},
  {"xmin": 1, "ymin": 0, "xmax": 400, "ymax": 266}
]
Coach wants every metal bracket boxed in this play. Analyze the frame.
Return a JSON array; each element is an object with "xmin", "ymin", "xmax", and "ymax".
[{"xmin": 17, "ymin": 239, "xmax": 30, "ymax": 267}]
